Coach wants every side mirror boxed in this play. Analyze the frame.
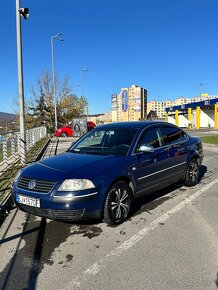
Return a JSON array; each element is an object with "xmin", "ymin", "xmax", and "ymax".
[
  {"xmin": 138, "ymin": 144, "xmax": 154, "ymax": 153},
  {"xmin": 94, "ymin": 131, "xmax": 101, "ymax": 137}
]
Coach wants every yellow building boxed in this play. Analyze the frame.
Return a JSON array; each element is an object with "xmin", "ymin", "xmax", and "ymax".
[
  {"xmin": 147, "ymin": 99, "xmax": 172, "ymax": 118},
  {"xmin": 111, "ymin": 85, "xmax": 147, "ymax": 122}
]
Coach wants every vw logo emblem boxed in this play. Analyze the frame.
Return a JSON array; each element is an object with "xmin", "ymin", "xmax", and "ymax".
[{"xmin": 28, "ymin": 180, "xmax": 36, "ymax": 190}]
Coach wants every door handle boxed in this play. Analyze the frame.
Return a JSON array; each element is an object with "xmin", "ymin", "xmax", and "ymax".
[{"xmin": 152, "ymin": 155, "xmax": 157, "ymax": 162}]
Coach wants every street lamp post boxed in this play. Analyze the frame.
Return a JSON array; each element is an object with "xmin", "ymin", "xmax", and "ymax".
[
  {"xmin": 72, "ymin": 84, "xmax": 80, "ymax": 94},
  {"xmin": 81, "ymin": 68, "xmax": 88, "ymax": 118},
  {"xmin": 16, "ymin": 0, "xmax": 29, "ymax": 164},
  {"xmin": 51, "ymin": 33, "xmax": 63, "ymax": 131},
  {"xmin": 80, "ymin": 68, "xmax": 88, "ymax": 97}
]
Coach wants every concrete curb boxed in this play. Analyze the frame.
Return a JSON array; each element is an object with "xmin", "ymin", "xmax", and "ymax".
[
  {"xmin": 202, "ymin": 142, "xmax": 218, "ymax": 147},
  {"xmin": 35, "ymin": 138, "xmax": 51, "ymax": 161},
  {"xmin": 202, "ymin": 143, "xmax": 218, "ymax": 152}
]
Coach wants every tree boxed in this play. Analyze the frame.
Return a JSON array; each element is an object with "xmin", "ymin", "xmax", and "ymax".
[
  {"xmin": 58, "ymin": 95, "xmax": 87, "ymax": 124},
  {"xmin": 27, "ymin": 71, "xmax": 88, "ymax": 132}
]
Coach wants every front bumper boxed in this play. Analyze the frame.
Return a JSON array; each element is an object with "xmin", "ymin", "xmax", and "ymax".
[
  {"xmin": 11, "ymin": 186, "xmax": 102, "ymax": 221},
  {"xmin": 15, "ymin": 202, "xmax": 101, "ymax": 221}
]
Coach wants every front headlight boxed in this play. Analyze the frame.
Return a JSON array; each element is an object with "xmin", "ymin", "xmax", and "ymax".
[{"xmin": 58, "ymin": 179, "xmax": 95, "ymax": 191}]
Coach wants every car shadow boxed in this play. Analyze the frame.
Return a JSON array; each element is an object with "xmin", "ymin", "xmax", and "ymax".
[
  {"xmin": 131, "ymin": 164, "xmax": 207, "ymax": 218},
  {"xmin": 198, "ymin": 165, "xmax": 207, "ymax": 182},
  {"xmin": 130, "ymin": 183, "xmax": 182, "ymax": 218}
]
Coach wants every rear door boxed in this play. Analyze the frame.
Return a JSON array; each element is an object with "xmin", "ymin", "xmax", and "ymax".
[{"xmin": 159, "ymin": 125, "xmax": 189, "ymax": 179}]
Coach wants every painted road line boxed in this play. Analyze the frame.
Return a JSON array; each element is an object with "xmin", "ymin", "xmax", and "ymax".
[{"xmin": 62, "ymin": 178, "xmax": 218, "ymax": 289}]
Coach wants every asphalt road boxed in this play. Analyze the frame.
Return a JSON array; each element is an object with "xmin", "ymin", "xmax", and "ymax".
[{"xmin": 0, "ymin": 136, "xmax": 218, "ymax": 290}]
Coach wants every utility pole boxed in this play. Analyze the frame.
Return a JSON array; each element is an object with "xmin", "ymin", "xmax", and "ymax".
[
  {"xmin": 51, "ymin": 33, "xmax": 63, "ymax": 131},
  {"xmin": 16, "ymin": 0, "xmax": 29, "ymax": 164}
]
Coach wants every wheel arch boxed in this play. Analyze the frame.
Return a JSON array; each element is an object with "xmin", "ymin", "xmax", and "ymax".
[
  {"xmin": 105, "ymin": 176, "xmax": 135, "ymax": 201},
  {"xmin": 183, "ymin": 152, "xmax": 199, "ymax": 178},
  {"xmin": 187, "ymin": 150, "xmax": 201, "ymax": 166}
]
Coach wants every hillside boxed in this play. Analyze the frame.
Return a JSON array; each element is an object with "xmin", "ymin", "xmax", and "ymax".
[{"xmin": 0, "ymin": 112, "xmax": 16, "ymax": 122}]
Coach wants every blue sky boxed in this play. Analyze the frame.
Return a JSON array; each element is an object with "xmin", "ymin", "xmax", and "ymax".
[{"xmin": 1, "ymin": 0, "xmax": 218, "ymax": 114}]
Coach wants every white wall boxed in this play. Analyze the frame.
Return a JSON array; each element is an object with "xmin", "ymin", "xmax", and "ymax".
[
  {"xmin": 168, "ymin": 109, "xmax": 215, "ymax": 128},
  {"xmin": 167, "ymin": 115, "xmax": 189, "ymax": 128},
  {"xmin": 192, "ymin": 109, "xmax": 214, "ymax": 128}
]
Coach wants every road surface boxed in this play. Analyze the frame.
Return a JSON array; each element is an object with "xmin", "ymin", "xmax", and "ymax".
[{"xmin": 0, "ymin": 136, "xmax": 218, "ymax": 290}]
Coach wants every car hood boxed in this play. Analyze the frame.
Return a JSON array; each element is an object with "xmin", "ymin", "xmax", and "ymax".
[{"xmin": 21, "ymin": 152, "xmax": 126, "ymax": 181}]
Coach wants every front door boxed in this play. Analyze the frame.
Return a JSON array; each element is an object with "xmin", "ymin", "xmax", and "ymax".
[{"xmin": 132, "ymin": 127, "xmax": 172, "ymax": 193}]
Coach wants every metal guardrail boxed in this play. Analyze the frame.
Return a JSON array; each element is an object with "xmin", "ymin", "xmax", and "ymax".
[
  {"xmin": 0, "ymin": 134, "xmax": 53, "ymax": 227},
  {"xmin": 0, "ymin": 126, "xmax": 47, "ymax": 176}
]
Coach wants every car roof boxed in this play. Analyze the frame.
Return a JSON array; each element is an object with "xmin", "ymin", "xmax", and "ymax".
[{"xmin": 97, "ymin": 121, "xmax": 169, "ymax": 130}]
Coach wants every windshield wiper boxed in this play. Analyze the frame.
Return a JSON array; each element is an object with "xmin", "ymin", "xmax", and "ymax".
[
  {"xmin": 68, "ymin": 150, "xmax": 87, "ymax": 154},
  {"xmin": 82, "ymin": 151, "xmax": 111, "ymax": 155},
  {"xmin": 69, "ymin": 149, "xmax": 111, "ymax": 155}
]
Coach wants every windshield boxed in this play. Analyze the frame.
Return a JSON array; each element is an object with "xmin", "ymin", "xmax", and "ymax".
[{"xmin": 68, "ymin": 128, "xmax": 138, "ymax": 156}]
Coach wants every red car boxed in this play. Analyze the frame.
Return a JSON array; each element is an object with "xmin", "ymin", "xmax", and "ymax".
[{"xmin": 55, "ymin": 121, "xmax": 96, "ymax": 137}]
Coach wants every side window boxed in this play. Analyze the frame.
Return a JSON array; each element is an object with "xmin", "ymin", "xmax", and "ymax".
[
  {"xmin": 161, "ymin": 126, "xmax": 187, "ymax": 145},
  {"xmin": 135, "ymin": 128, "xmax": 161, "ymax": 152}
]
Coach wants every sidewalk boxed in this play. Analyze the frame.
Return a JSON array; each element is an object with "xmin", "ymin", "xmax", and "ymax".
[
  {"xmin": 41, "ymin": 137, "xmax": 59, "ymax": 159},
  {"xmin": 56, "ymin": 137, "xmax": 75, "ymax": 154},
  {"xmin": 42, "ymin": 137, "xmax": 76, "ymax": 158}
]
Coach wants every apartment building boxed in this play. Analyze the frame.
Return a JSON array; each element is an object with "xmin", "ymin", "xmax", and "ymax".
[
  {"xmin": 147, "ymin": 94, "xmax": 218, "ymax": 118},
  {"xmin": 111, "ymin": 85, "xmax": 147, "ymax": 122}
]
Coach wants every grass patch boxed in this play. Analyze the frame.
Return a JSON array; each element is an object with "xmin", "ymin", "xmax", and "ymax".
[
  {"xmin": 26, "ymin": 137, "xmax": 49, "ymax": 162},
  {"xmin": 201, "ymin": 135, "xmax": 218, "ymax": 144}
]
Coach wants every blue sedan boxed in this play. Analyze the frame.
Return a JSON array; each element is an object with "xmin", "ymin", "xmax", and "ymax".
[{"xmin": 11, "ymin": 121, "xmax": 203, "ymax": 225}]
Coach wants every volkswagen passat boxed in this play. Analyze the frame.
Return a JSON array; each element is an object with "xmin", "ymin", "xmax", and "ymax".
[{"xmin": 11, "ymin": 121, "xmax": 203, "ymax": 225}]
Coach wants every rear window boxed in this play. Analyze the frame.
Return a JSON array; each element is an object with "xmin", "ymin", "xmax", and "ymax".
[{"xmin": 161, "ymin": 126, "xmax": 187, "ymax": 145}]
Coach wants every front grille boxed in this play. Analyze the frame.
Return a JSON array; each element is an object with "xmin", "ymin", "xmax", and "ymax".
[
  {"xmin": 52, "ymin": 209, "xmax": 85, "ymax": 220},
  {"xmin": 17, "ymin": 176, "xmax": 56, "ymax": 193},
  {"xmin": 18, "ymin": 204, "xmax": 85, "ymax": 220}
]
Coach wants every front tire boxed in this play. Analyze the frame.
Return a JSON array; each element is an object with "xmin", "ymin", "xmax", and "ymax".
[
  {"xmin": 104, "ymin": 181, "xmax": 132, "ymax": 226},
  {"xmin": 184, "ymin": 158, "xmax": 200, "ymax": 186}
]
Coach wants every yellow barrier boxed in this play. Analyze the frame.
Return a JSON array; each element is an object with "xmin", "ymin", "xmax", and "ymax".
[{"xmin": 196, "ymin": 106, "xmax": 200, "ymax": 129}]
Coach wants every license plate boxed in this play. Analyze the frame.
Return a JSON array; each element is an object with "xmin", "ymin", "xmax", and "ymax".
[{"xmin": 16, "ymin": 194, "xmax": 40, "ymax": 208}]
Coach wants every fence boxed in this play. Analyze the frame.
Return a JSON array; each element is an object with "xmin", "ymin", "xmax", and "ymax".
[{"xmin": 0, "ymin": 126, "xmax": 47, "ymax": 175}]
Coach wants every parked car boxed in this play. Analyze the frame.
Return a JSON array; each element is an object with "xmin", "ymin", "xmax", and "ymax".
[
  {"xmin": 55, "ymin": 121, "xmax": 96, "ymax": 137},
  {"xmin": 11, "ymin": 121, "xmax": 203, "ymax": 225}
]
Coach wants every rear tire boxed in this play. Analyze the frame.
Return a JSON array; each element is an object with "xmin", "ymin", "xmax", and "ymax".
[
  {"xmin": 104, "ymin": 181, "xmax": 132, "ymax": 226},
  {"xmin": 184, "ymin": 158, "xmax": 199, "ymax": 186},
  {"xmin": 60, "ymin": 132, "xmax": 68, "ymax": 137}
]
